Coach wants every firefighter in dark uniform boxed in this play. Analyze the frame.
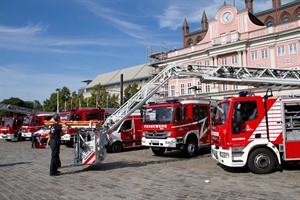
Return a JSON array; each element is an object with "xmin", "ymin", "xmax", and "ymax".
[{"xmin": 47, "ymin": 114, "xmax": 65, "ymax": 176}]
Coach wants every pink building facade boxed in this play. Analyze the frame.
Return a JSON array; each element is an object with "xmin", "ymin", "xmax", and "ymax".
[{"xmin": 151, "ymin": 3, "xmax": 300, "ymax": 98}]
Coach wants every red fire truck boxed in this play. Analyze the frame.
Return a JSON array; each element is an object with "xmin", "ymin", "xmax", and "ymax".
[
  {"xmin": 20, "ymin": 114, "xmax": 52, "ymax": 140},
  {"xmin": 60, "ymin": 108, "xmax": 105, "ymax": 147},
  {"xmin": 211, "ymin": 89, "xmax": 300, "ymax": 174},
  {"xmin": 0, "ymin": 117, "xmax": 23, "ymax": 141},
  {"xmin": 107, "ymin": 113, "xmax": 143, "ymax": 153},
  {"xmin": 141, "ymin": 98, "xmax": 217, "ymax": 157}
]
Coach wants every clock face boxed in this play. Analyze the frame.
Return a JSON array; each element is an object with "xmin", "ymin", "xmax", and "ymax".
[{"xmin": 222, "ymin": 12, "xmax": 233, "ymax": 24}]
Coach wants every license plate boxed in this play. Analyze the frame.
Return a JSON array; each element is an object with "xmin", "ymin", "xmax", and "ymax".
[{"xmin": 151, "ymin": 140, "xmax": 159, "ymax": 144}]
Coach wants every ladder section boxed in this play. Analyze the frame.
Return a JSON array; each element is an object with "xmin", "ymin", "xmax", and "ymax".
[
  {"xmin": 198, "ymin": 66, "xmax": 300, "ymax": 87},
  {"xmin": 0, "ymin": 104, "xmax": 37, "ymax": 115},
  {"xmin": 103, "ymin": 64, "xmax": 216, "ymax": 132}
]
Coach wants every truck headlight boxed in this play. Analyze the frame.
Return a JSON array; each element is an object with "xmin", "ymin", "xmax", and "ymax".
[{"xmin": 220, "ymin": 152, "xmax": 229, "ymax": 158}]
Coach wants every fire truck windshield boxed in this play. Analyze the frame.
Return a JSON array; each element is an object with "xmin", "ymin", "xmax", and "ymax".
[
  {"xmin": 213, "ymin": 102, "xmax": 229, "ymax": 126},
  {"xmin": 23, "ymin": 117, "xmax": 32, "ymax": 125},
  {"xmin": 1, "ymin": 119, "xmax": 13, "ymax": 126},
  {"xmin": 143, "ymin": 106, "xmax": 174, "ymax": 124},
  {"xmin": 59, "ymin": 113, "xmax": 71, "ymax": 121}
]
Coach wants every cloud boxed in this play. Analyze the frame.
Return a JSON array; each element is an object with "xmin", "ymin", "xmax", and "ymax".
[{"xmin": 0, "ymin": 23, "xmax": 133, "ymax": 54}]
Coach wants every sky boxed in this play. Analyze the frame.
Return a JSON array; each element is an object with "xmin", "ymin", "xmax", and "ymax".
[{"xmin": 0, "ymin": 0, "xmax": 294, "ymax": 103}]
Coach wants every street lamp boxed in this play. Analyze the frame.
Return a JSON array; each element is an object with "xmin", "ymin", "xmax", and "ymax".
[{"xmin": 56, "ymin": 88, "xmax": 60, "ymax": 113}]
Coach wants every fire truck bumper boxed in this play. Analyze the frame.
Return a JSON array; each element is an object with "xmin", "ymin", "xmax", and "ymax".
[
  {"xmin": 21, "ymin": 132, "xmax": 33, "ymax": 138},
  {"xmin": 0, "ymin": 134, "xmax": 12, "ymax": 139},
  {"xmin": 141, "ymin": 137, "xmax": 178, "ymax": 148},
  {"xmin": 61, "ymin": 134, "xmax": 72, "ymax": 141},
  {"xmin": 211, "ymin": 145, "xmax": 246, "ymax": 167}
]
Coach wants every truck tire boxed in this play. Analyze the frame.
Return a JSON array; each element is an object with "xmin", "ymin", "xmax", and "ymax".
[
  {"xmin": 111, "ymin": 142, "xmax": 123, "ymax": 153},
  {"xmin": 248, "ymin": 148, "xmax": 276, "ymax": 174},
  {"xmin": 183, "ymin": 138, "xmax": 198, "ymax": 157},
  {"xmin": 151, "ymin": 147, "xmax": 165, "ymax": 156},
  {"xmin": 65, "ymin": 141, "xmax": 74, "ymax": 148}
]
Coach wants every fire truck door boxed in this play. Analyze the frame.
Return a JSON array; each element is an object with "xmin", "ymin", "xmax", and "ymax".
[
  {"xmin": 120, "ymin": 119, "xmax": 134, "ymax": 148},
  {"xmin": 282, "ymin": 101, "xmax": 300, "ymax": 160}
]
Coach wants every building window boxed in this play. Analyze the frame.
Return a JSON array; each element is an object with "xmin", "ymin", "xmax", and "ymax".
[
  {"xmin": 205, "ymin": 60, "xmax": 210, "ymax": 66},
  {"xmin": 296, "ymin": 13, "xmax": 300, "ymax": 19},
  {"xmin": 232, "ymin": 55, "xmax": 237, "ymax": 64},
  {"xmin": 221, "ymin": 33, "xmax": 226, "ymax": 45},
  {"xmin": 230, "ymin": 32, "xmax": 238, "ymax": 42},
  {"xmin": 170, "ymin": 85, "xmax": 175, "ymax": 97},
  {"xmin": 282, "ymin": 16, "xmax": 290, "ymax": 23},
  {"xmin": 189, "ymin": 42, "xmax": 194, "ymax": 47},
  {"xmin": 251, "ymin": 51, "xmax": 258, "ymax": 60},
  {"xmin": 233, "ymin": 85, "xmax": 238, "ymax": 90},
  {"xmin": 187, "ymin": 83, "xmax": 192, "ymax": 95},
  {"xmin": 221, "ymin": 57, "xmax": 227, "ymax": 65},
  {"xmin": 277, "ymin": 46, "xmax": 285, "ymax": 56},
  {"xmin": 222, "ymin": 84, "xmax": 228, "ymax": 91},
  {"xmin": 180, "ymin": 84, "xmax": 185, "ymax": 96},
  {"xmin": 289, "ymin": 43, "xmax": 297, "ymax": 54},
  {"xmin": 261, "ymin": 49, "xmax": 268, "ymax": 59},
  {"xmin": 266, "ymin": 21, "xmax": 273, "ymax": 27},
  {"xmin": 196, "ymin": 81, "xmax": 202, "ymax": 94},
  {"xmin": 205, "ymin": 84, "xmax": 210, "ymax": 93}
]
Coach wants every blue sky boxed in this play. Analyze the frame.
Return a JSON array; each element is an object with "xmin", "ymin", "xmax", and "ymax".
[{"xmin": 0, "ymin": 0, "xmax": 293, "ymax": 103}]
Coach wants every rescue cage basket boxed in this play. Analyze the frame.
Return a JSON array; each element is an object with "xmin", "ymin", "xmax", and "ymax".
[{"xmin": 73, "ymin": 128, "xmax": 107, "ymax": 165}]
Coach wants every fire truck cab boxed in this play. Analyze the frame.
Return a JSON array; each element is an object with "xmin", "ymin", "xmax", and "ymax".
[
  {"xmin": 20, "ymin": 114, "xmax": 52, "ymax": 140},
  {"xmin": 211, "ymin": 89, "xmax": 300, "ymax": 174},
  {"xmin": 107, "ymin": 113, "xmax": 143, "ymax": 153},
  {"xmin": 0, "ymin": 117, "xmax": 23, "ymax": 141},
  {"xmin": 142, "ymin": 99, "xmax": 216, "ymax": 157},
  {"xmin": 60, "ymin": 108, "xmax": 105, "ymax": 147}
]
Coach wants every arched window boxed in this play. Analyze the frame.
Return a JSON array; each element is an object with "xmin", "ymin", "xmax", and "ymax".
[
  {"xmin": 266, "ymin": 20, "xmax": 274, "ymax": 27},
  {"xmin": 188, "ymin": 39, "xmax": 194, "ymax": 47},
  {"xmin": 265, "ymin": 16, "xmax": 274, "ymax": 27},
  {"xmin": 282, "ymin": 16, "xmax": 290, "ymax": 22},
  {"xmin": 280, "ymin": 12, "xmax": 291, "ymax": 23}
]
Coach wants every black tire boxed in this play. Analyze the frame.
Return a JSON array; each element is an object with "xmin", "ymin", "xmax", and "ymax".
[
  {"xmin": 248, "ymin": 148, "xmax": 276, "ymax": 174},
  {"xmin": 111, "ymin": 142, "xmax": 123, "ymax": 153},
  {"xmin": 6, "ymin": 139, "xmax": 12, "ymax": 142},
  {"xmin": 151, "ymin": 147, "xmax": 165, "ymax": 156},
  {"xmin": 183, "ymin": 138, "xmax": 198, "ymax": 157},
  {"xmin": 65, "ymin": 141, "xmax": 74, "ymax": 148}
]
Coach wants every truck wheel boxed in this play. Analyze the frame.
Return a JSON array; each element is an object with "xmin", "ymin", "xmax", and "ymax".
[
  {"xmin": 248, "ymin": 148, "xmax": 276, "ymax": 174},
  {"xmin": 65, "ymin": 141, "xmax": 74, "ymax": 148},
  {"xmin": 111, "ymin": 142, "xmax": 123, "ymax": 153},
  {"xmin": 183, "ymin": 138, "xmax": 198, "ymax": 157},
  {"xmin": 151, "ymin": 147, "xmax": 165, "ymax": 156}
]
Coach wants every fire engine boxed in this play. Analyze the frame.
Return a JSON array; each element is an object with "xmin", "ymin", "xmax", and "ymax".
[
  {"xmin": 20, "ymin": 114, "xmax": 52, "ymax": 140},
  {"xmin": 108, "ymin": 112, "xmax": 143, "ymax": 153},
  {"xmin": 59, "ymin": 108, "xmax": 105, "ymax": 147},
  {"xmin": 41, "ymin": 64, "xmax": 299, "ymax": 166},
  {"xmin": 0, "ymin": 116, "xmax": 23, "ymax": 141},
  {"xmin": 142, "ymin": 98, "xmax": 217, "ymax": 157},
  {"xmin": 211, "ymin": 89, "xmax": 300, "ymax": 174}
]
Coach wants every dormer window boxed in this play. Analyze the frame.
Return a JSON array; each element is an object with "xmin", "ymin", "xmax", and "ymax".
[{"xmin": 282, "ymin": 16, "xmax": 290, "ymax": 22}]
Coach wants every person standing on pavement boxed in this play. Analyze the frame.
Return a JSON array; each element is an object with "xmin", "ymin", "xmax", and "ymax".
[{"xmin": 47, "ymin": 114, "xmax": 66, "ymax": 176}]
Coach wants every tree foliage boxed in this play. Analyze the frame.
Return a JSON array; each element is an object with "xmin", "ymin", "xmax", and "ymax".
[{"xmin": 124, "ymin": 83, "xmax": 140, "ymax": 103}]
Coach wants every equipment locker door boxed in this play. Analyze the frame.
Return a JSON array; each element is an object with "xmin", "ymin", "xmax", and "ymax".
[{"xmin": 281, "ymin": 99, "xmax": 300, "ymax": 160}]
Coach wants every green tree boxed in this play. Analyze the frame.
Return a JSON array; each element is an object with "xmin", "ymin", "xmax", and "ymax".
[{"xmin": 124, "ymin": 83, "xmax": 140, "ymax": 103}]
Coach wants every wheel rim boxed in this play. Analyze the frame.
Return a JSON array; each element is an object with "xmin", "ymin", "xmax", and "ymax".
[
  {"xmin": 187, "ymin": 143, "xmax": 195, "ymax": 156},
  {"xmin": 254, "ymin": 153, "xmax": 270, "ymax": 169}
]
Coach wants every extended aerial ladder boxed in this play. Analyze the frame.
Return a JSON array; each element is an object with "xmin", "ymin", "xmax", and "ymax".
[
  {"xmin": 0, "ymin": 104, "xmax": 54, "ymax": 115},
  {"xmin": 69, "ymin": 64, "xmax": 300, "ymax": 165}
]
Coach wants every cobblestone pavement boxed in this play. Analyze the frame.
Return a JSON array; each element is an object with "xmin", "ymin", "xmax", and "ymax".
[{"xmin": 0, "ymin": 140, "xmax": 299, "ymax": 200}]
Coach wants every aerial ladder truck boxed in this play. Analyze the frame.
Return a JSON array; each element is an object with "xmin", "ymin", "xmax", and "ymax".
[
  {"xmin": 60, "ymin": 64, "xmax": 300, "ymax": 167},
  {"xmin": 65, "ymin": 64, "xmax": 300, "ymax": 165}
]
